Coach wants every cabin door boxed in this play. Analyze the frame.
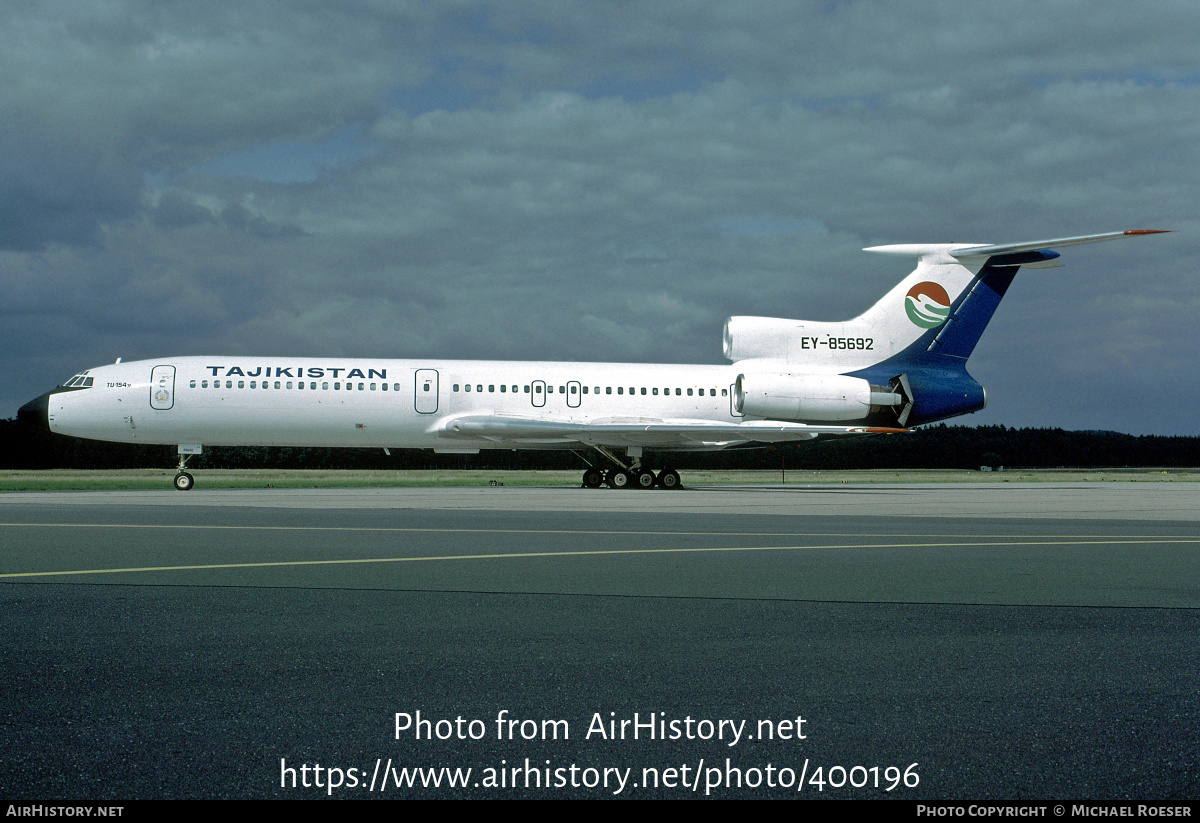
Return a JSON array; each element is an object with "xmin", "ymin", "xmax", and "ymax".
[
  {"xmin": 415, "ymin": 369, "xmax": 439, "ymax": 414},
  {"xmin": 150, "ymin": 365, "xmax": 175, "ymax": 410}
]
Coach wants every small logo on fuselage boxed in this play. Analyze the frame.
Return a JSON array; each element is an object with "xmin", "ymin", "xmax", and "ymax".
[{"xmin": 904, "ymin": 282, "xmax": 951, "ymax": 329}]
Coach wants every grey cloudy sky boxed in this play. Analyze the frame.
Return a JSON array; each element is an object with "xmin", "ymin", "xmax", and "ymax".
[{"xmin": 3, "ymin": 1, "xmax": 1196, "ymax": 434}]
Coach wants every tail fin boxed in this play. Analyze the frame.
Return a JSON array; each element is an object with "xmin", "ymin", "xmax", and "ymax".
[
  {"xmin": 859, "ymin": 230, "xmax": 1169, "ymax": 365},
  {"xmin": 723, "ymin": 230, "xmax": 1168, "ymax": 370},
  {"xmin": 723, "ymin": 230, "xmax": 1168, "ymax": 426}
]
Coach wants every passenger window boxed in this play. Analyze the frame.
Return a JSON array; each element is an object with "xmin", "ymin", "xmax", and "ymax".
[
  {"xmin": 687, "ymin": 388, "xmax": 693, "ymax": 396},
  {"xmin": 570, "ymin": 385, "xmax": 577, "ymax": 394},
  {"xmin": 606, "ymin": 387, "xmax": 612, "ymax": 395},
  {"xmin": 652, "ymin": 388, "xmax": 658, "ymax": 395},
  {"xmin": 547, "ymin": 386, "xmax": 553, "ymax": 394},
  {"xmin": 225, "ymin": 380, "xmax": 231, "ymax": 388},
  {"xmin": 274, "ymin": 381, "xmax": 281, "ymax": 389},
  {"xmin": 500, "ymin": 385, "xmax": 507, "ymax": 393},
  {"xmin": 359, "ymin": 383, "xmax": 365, "ymax": 391},
  {"xmin": 201, "ymin": 380, "xmax": 208, "ymax": 388},
  {"xmin": 250, "ymin": 381, "xmax": 257, "ymax": 389},
  {"xmin": 238, "ymin": 381, "xmax": 245, "ymax": 389},
  {"xmin": 286, "ymin": 381, "xmax": 293, "ymax": 389},
  {"xmin": 465, "ymin": 384, "xmax": 471, "ymax": 392},
  {"xmin": 322, "ymin": 382, "xmax": 329, "ymax": 390},
  {"xmin": 524, "ymin": 385, "xmax": 530, "ymax": 393},
  {"xmin": 582, "ymin": 386, "xmax": 587, "ymax": 394},
  {"xmin": 382, "ymin": 383, "xmax": 388, "ymax": 391},
  {"xmin": 675, "ymin": 388, "xmax": 681, "ymax": 395},
  {"xmin": 535, "ymin": 385, "xmax": 542, "ymax": 394},
  {"xmin": 512, "ymin": 385, "xmax": 518, "ymax": 392},
  {"xmin": 722, "ymin": 388, "xmax": 728, "ymax": 396},
  {"xmin": 618, "ymin": 387, "xmax": 624, "ymax": 395},
  {"xmin": 475, "ymin": 384, "xmax": 481, "ymax": 392},
  {"xmin": 640, "ymin": 388, "xmax": 646, "ymax": 395},
  {"xmin": 189, "ymin": 380, "xmax": 196, "ymax": 388},
  {"xmin": 370, "ymin": 383, "xmax": 376, "ymax": 391},
  {"xmin": 489, "ymin": 385, "xmax": 494, "ymax": 392}
]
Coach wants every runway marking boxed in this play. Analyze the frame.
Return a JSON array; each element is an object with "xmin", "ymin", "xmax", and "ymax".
[
  {"xmin": 1, "ymin": 523, "xmax": 1197, "ymax": 540},
  {"xmin": 2, "ymin": 537, "xmax": 1199, "ymax": 579}
]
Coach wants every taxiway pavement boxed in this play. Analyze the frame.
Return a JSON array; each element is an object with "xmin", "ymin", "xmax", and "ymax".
[{"xmin": 1, "ymin": 484, "xmax": 1197, "ymax": 799}]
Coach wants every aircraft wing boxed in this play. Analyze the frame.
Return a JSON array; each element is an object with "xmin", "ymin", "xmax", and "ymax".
[{"xmin": 430, "ymin": 413, "xmax": 906, "ymax": 448}]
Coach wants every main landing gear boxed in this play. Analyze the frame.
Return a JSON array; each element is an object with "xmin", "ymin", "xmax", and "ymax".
[{"xmin": 580, "ymin": 447, "xmax": 683, "ymax": 490}]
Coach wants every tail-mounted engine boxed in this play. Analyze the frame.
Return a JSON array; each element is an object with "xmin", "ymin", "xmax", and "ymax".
[{"xmin": 734, "ymin": 372, "xmax": 904, "ymax": 422}]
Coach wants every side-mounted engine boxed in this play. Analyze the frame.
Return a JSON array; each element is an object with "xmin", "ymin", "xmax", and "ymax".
[{"xmin": 734, "ymin": 372, "xmax": 904, "ymax": 422}]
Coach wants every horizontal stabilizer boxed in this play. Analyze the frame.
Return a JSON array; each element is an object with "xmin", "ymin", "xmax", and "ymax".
[{"xmin": 949, "ymin": 230, "xmax": 1169, "ymax": 260}]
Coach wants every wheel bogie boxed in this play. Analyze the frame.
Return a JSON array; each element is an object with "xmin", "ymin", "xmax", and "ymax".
[
  {"xmin": 656, "ymin": 469, "xmax": 682, "ymax": 490},
  {"xmin": 173, "ymin": 472, "xmax": 194, "ymax": 491},
  {"xmin": 582, "ymin": 468, "xmax": 605, "ymax": 488}
]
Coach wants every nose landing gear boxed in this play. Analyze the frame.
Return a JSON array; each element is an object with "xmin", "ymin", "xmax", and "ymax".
[{"xmin": 172, "ymin": 446, "xmax": 202, "ymax": 491}]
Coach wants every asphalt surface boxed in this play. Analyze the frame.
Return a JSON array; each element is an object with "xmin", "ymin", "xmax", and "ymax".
[{"xmin": 1, "ymin": 485, "xmax": 1197, "ymax": 799}]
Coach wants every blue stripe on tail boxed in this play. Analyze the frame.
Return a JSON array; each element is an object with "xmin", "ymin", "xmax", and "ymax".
[{"xmin": 849, "ymin": 250, "xmax": 1057, "ymax": 426}]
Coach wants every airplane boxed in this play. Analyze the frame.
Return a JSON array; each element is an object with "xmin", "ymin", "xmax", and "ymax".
[{"xmin": 18, "ymin": 229, "xmax": 1167, "ymax": 491}]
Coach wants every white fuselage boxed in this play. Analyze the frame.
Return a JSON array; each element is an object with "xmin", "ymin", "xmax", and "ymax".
[
  {"xmin": 30, "ymin": 230, "xmax": 1167, "ymax": 467},
  {"xmin": 49, "ymin": 356, "xmax": 746, "ymax": 451}
]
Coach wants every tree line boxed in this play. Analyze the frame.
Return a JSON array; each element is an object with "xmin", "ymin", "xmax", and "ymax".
[{"xmin": 2, "ymin": 417, "xmax": 1197, "ymax": 471}]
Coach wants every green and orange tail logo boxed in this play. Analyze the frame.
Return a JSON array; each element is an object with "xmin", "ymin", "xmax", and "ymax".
[{"xmin": 904, "ymin": 282, "xmax": 951, "ymax": 329}]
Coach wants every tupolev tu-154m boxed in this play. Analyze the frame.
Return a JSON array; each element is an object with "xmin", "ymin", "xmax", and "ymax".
[{"xmin": 18, "ymin": 229, "xmax": 1167, "ymax": 490}]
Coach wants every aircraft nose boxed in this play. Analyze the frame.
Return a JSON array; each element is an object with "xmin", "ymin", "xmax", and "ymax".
[{"xmin": 17, "ymin": 391, "xmax": 51, "ymax": 432}]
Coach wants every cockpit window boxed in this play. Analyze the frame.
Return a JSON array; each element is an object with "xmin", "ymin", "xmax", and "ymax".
[{"xmin": 61, "ymin": 373, "xmax": 93, "ymax": 388}]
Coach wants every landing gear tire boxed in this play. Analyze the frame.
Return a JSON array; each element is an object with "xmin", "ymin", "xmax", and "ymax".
[
  {"xmin": 656, "ymin": 469, "xmax": 682, "ymax": 490},
  {"xmin": 632, "ymin": 469, "xmax": 656, "ymax": 490},
  {"xmin": 606, "ymin": 469, "xmax": 631, "ymax": 489},
  {"xmin": 173, "ymin": 472, "xmax": 194, "ymax": 492},
  {"xmin": 582, "ymin": 468, "xmax": 604, "ymax": 488}
]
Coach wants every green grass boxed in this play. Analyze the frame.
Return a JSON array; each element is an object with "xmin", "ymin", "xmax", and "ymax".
[{"xmin": 1, "ymin": 467, "xmax": 1197, "ymax": 491}]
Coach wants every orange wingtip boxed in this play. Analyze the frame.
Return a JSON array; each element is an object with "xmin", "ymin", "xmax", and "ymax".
[{"xmin": 1124, "ymin": 229, "xmax": 1170, "ymax": 235}]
